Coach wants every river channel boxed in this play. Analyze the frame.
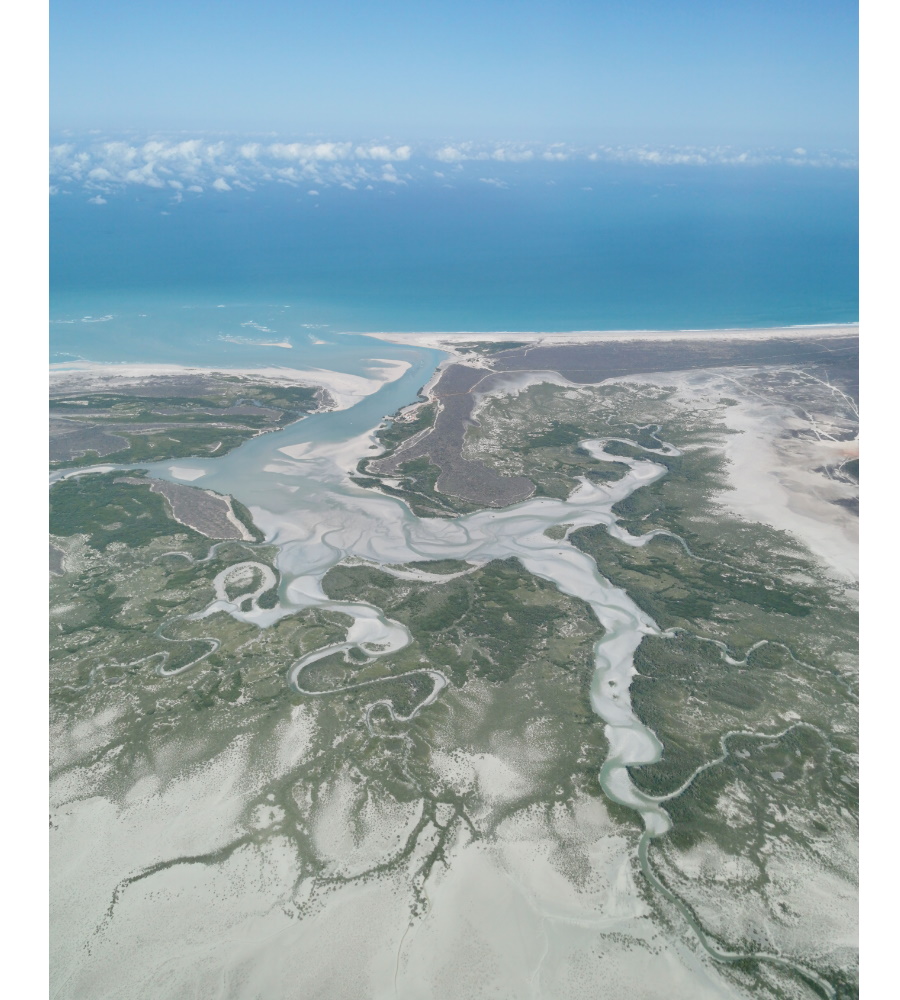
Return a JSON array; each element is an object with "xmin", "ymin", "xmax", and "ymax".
[{"xmin": 122, "ymin": 344, "xmax": 677, "ymax": 836}]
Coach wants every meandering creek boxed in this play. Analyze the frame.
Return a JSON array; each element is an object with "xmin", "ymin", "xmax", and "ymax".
[{"xmin": 146, "ymin": 351, "xmax": 681, "ymax": 836}]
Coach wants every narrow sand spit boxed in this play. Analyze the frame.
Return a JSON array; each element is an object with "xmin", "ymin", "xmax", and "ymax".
[{"xmin": 362, "ymin": 324, "xmax": 858, "ymax": 359}]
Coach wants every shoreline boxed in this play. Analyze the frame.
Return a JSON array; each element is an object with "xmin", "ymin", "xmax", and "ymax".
[{"xmin": 361, "ymin": 322, "xmax": 858, "ymax": 358}]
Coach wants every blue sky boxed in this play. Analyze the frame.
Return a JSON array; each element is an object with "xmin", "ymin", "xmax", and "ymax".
[{"xmin": 51, "ymin": 0, "xmax": 857, "ymax": 149}]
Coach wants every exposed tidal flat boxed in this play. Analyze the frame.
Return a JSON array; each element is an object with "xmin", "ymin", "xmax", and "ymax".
[{"xmin": 50, "ymin": 325, "xmax": 857, "ymax": 999}]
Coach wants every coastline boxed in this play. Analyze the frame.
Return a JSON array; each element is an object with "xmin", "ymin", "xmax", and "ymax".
[{"xmin": 362, "ymin": 322, "xmax": 858, "ymax": 359}]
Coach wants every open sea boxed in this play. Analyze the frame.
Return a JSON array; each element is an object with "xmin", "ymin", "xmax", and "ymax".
[{"xmin": 50, "ymin": 162, "xmax": 857, "ymax": 371}]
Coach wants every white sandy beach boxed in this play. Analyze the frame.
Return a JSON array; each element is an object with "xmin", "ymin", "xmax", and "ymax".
[{"xmin": 363, "ymin": 323, "xmax": 858, "ymax": 359}]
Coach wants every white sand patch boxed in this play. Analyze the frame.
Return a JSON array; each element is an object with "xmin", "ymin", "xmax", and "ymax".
[
  {"xmin": 52, "ymin": 703, "xmax": 127, "ymax": 769},
  {"xmin": 370, "ymin": 562, "xmax": 478, "ymax": 583},
  {"xmin": 464, "ymin": 370, "xmax": 589, "ymax": 435},
  {"xmin": 363, "ymin": 323, "xmax": 857, "ymax": 359},
  {"xmin": 675, "ymin": 841, "xmax": 760, "ymax": 884},
  {"xmin": 475, "ymin": 369, "xmax": 581, "ymax": 400},
  {"xmin": 365, "ymin": 357, "xmax": 414, "ymax": 377},
  {"xmin": 611, "ymin": 366, "xmax": 858, "ymax": 582},
  {"xmin": 719, "ymin": 398, "xmax": 858, "ymax": 580},
  {"xmin": 308, "ymin": 771, "xmax": 424, "ymax": 878},
  {"xmin": 52, "ymin": 836, "xmax": 309, "ymax": 1000},
  {"xmin": 278, "ymin": 427, "xmax": 385, "ymax": 475},
  {"xmin": 764, "ymin": 848, "xmax": 858, "ymax": 954},
  {"xmin": 51, "ymin": 735, "xmax": 255, "ymax": 986},
  {"xmin": 429, "ymin": 749, "xmax": 534, "ymax": 816},
  {"xmin": 396, "ymin": 800, "xmax": 745, "ymax": 1000},
  {"xmin": 168, "ymin": 465, "xmax": 206, "ymax": 481},
  {"xmin": 221, "ymin": 493, "xmax": 256, "ymax": 540},
  {"xmin": 273, "ymin": 704, "xmax": 317, "ymax": 770},
  {"xmin": 310, "ymin": 771, "xmax": 360, "ymax": 865},
  {"xmin": 680, "ymin": 842, "xmax": 858, "ymax": 968},
  {"xmin": 53, "ymin": 747, "xmax": 745, "ymax": 1000},
  {"xmin": 49, "ymin": 464, "xmax": 119, "ymax": 485},
  {"xmin": 470, "ymin": 752, "xmax": 533, "ymax": 804},
  {"xmin": 211, "ymin": 561, "xmax": 276, "ymax": 603}
]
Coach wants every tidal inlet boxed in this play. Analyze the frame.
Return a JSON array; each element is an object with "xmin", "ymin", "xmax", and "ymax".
[{"xmin": 49, "ymin": 326, "xmax": 858, "ymax": 999}]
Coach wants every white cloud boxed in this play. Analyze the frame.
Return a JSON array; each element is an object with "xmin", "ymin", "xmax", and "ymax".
[
  {"xmin": 87, "ymin": 195, "xmax": 107, "ymax": 205},
  {"xmin": 50, "ymin": 143, "xmax": 74, "ymax": 162},
  {"xmin": 433, "ymin": 145, "xmax": 469, "ymax": 163},
  {"xmin": 124, "ymin": 165, "xmax": 165, "ymax": 187},
  {"xmin": 100, "ymin": 141, "xmax": 138, "ymax": 168},
  {"xmin": 490, "ymin": 147, "xmax": 533, "ymax": 162},
  {"xmin": 269, "ymin": 143, "xmax": 303, "ymax": 160},
  {"xmin": 47, "ymin": 135, "xmax": 857, "ymax": 202},
  {"xmin": 380, "ymin": 164, "xmax": 406, "ymax": 184},
  {"xmin": 307, "ymin": 189, "xmax": 319, "ymax": 196},
  {"xmin": 433, "ymin": 142, "xmax": 560, "ymax": 164},
  {"xmin": 356, "ymin": 144, "xmax": 412, "ymax": 161},
  {"xmin": 479, "ymin": 177, "xmax": 508, "ymax": 189},
  {"xmin": 312, "ymin": 142, "xmax": 351, "ymax": 160},
  {"xmin": 269, "ymin": 141, "xmax": 352, "ymax": 162}
]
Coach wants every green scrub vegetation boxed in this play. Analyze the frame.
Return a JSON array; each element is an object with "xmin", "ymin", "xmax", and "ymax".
[{"xmin": 50, "ymin": 382, "xmax": 320, "ymax": 467}]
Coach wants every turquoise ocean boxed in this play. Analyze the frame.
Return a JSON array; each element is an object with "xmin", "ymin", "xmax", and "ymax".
[{"xmin": 51, "ymin": 163, "xmax": 857, "ymax": 380}]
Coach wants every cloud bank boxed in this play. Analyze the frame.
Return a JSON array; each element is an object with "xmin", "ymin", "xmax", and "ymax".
[{"xmin": 49, "ymin": 135, "xmax": 858, "ymax": 202}]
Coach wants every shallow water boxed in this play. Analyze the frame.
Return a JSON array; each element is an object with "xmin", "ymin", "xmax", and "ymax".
[{"xmin": 51, "ymin": 165, "xmax": 858, "ymax": 341}]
